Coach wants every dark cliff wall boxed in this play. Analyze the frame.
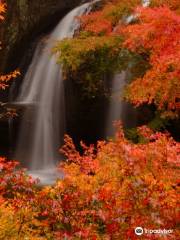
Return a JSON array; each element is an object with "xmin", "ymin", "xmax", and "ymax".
[
  {"xmin": 0, "ymin": 0, "xmax": 83, "ymax": 155},
  {"xmin": 0, "ymin": 0, "xmax": 83, "ymax": 72}
]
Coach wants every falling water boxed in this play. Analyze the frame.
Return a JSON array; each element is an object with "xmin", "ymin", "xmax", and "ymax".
[
  {"xmin": 105, "ymin": 72, "xmax": 127, "ymax": 137},
  {"xmin": 105, "ymin": 71, "xmax": 137, "ymax": 138},
  {"xmin": 105, "ymin": 0, "xmax": 150, "ymax": 138},
  {"xmin": 143, "ymin": 0, "xmax": 150, "ymax": 7},
  {"xmin": 14, "ymin": 2, "xmax": 94, "ymax": 184}
]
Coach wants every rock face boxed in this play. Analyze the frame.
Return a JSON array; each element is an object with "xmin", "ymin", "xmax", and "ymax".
[
  {"xmin": 0, "ymin": 0, "xmax": 82, "ymax": 72},
  {"xmin": 0, "ymin": 0, "xmax": 83, "ymax": 155}
]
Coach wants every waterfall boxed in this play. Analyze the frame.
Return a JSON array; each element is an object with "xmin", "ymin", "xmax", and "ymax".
[
  {"xmin": 105, "ymin": 72, "xmax": 127, "ymax": 137},
  {"xmin": 105, "ymin": 0, "xmax": 150, "ymax": 138},
  {"xmin": 14, "ymin": 2, "xmax": 94, "ymax": 184},
  {"xmin": 105, "ymin": 71, "xmax": 137, "ymax": 138}
]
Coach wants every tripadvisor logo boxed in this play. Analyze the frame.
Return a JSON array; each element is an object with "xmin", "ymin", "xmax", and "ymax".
[
  {"xmin": 134, "ymin": 227, "xmax": 173, "ymax": 236},
  {"xmin": 135, "ymin": 227, "xmax": 144, "ymax": 236}
]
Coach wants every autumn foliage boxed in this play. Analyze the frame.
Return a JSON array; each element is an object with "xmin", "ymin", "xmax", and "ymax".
[
  {"xmin": 0, "ymin": 70, "xmax": 20, "ymax": 89},
  {"xmin": 78, "ymin": 0, "xmax": 141, "ymax": 35},
  {"xmin": 121, "ymin": 6, "xmax": 180, "ymax": 115},
  {"xmin": 56, "ymin": 0, "xmax": 180, "ymax": 116},
  {"xmin": 0, "ymin": 3, "xmax": 20, "ymax": 90},
  {"xmin": 0, "ymin": 125, "xmax": 179, "ymax": 239},
  {"xmin": 51, "ymin": 126, "xmax": 179, "ymax": 239},
  {"xmin": 0, "ymin": 2, "xmax": 5, "ymax": 20},
  {"xmin": 0, "ymin": 1, "xmax": 180, "ymax": 239}
]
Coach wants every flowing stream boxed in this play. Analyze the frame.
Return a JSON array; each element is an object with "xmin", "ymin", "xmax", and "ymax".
[{"xmin": 14, "ymin": 2, "xmax": 94, "ymax": 184}]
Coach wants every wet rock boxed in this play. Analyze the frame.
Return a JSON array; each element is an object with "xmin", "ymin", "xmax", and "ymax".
[{"xmin": 0, "ymin": 0, "xmax": 83, "ymax": 72}]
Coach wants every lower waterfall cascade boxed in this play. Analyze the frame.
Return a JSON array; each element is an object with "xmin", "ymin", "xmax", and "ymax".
[{"xmin": 13, "ymin": 2, "xmax": 95, "ymax": 184}]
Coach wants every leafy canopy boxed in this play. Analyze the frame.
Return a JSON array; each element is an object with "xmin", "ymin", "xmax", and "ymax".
[{"xmin": 55, "ymin": 0, "xmax": 180, "ymax": 116}]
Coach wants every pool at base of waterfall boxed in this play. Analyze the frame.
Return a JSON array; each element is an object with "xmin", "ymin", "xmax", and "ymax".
[{"xmin": 28, "ymin": 167, "xmax": 64, "ymax": 186}]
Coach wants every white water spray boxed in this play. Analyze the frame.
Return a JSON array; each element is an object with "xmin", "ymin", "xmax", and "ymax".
[{"xmin": 14, "ymin": 2, "xmax": 94, "ymax": 184}]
